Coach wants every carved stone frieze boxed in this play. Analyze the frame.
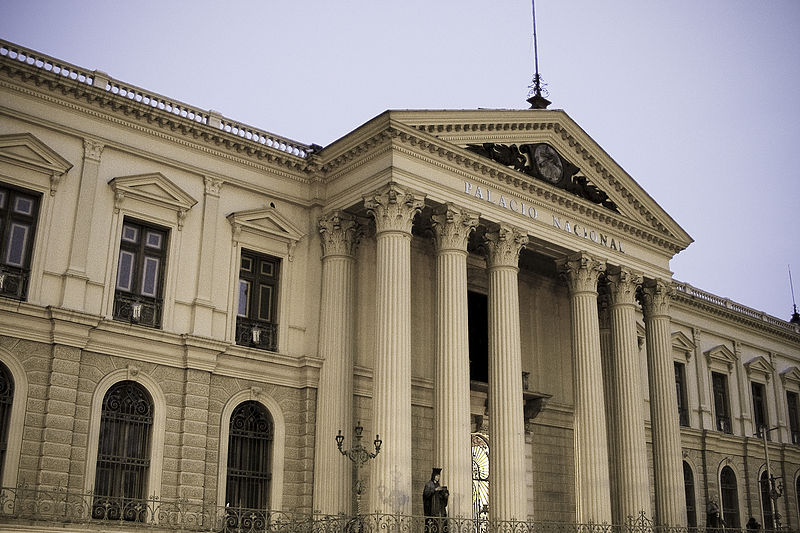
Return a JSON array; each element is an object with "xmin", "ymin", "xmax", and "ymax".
[
  {"xmin": 558, "ymin": 253, "xmax": 606, "ymax": 294},
  {"xmin": 319, "ymin": 210, "xmax": 362, "ymax": 258},
  {"xmin": 431, "ymin": 203, "xmax": 479, "ymax": 252},
  {"xmin": 483, "ymin": 224, "xmax": 528, "ymax": 268},
  {"xmin": 606, "ymin": 267, "xmax": 643, "ymax": 307},
  {"xmin": 363, "ymin": 182, "xmax": 424, "ymax": 234},
  {"xmin": 639, "ymin": 279, "xmax": 675, "ymax": 317}
]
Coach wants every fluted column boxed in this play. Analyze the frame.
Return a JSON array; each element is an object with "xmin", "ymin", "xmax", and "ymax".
[
  {"xmin": 365, "ymin": 183, "xmax": 424, "ymax": 515},
  {"xmin": 432, "ymin": 204, "xmax": 479, "ymax": 519},
  {"xmin": 484, "ymin": 224, "xmax": 528, "ymax": 521},
  {"xmin": 640, "ymin": 279, "xmax": 686, "ymax": 526},
  {"xmin": 558, "ymin": 252, "xmax": 612, "ymax": 524},
  {"xmin": 606, "ymin": 267, "xmax": 651, "ymax": 522},
  {"xmin": 313, "ymin": 211, "xmax": 361, "ymax": 515}
]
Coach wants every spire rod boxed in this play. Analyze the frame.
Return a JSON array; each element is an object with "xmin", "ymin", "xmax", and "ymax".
[
  {"xmin": 527, "ymin": 0, "xmax": 551, "ymax": 109},
  {"xmin": 790, "ymin": 265, "xmax": 800, "ymax": 324}
]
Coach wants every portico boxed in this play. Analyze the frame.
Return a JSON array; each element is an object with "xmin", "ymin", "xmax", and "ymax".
[{"xmin": 311, "ymin": 109, "xmax": 693, "ymax": 525}]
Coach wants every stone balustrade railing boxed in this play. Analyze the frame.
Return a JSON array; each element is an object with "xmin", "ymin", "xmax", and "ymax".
[
  {"xmin": 674, "ymin": 280, "xmax": 798, "ymax": 333},
  {"xmin": 0, "ymin": 39, "xmax": 312, "ymax": 158}
]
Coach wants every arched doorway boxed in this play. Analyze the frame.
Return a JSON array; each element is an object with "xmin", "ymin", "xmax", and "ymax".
[
  {"xmin": 683, "ymin": 461, "xmax": 696, "ymax": 527},
  {"xmin": 720, "ymin": 466, "xmax": 740, "ymax": 528},
  {"xmin": 471, "ymin": 433, "xmax": 489, "ymax": 523}
]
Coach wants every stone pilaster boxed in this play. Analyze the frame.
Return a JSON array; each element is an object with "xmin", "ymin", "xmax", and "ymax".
[
  {"xmin": 558, "ymin": 252, "xmax": 611, "ymax": 524},
  {"xmin": 192, "ymin": 176, "xmax": 223, "ymax": 336},
  {"xmin": 313, "ymin": 210, "xmax": 361, "ymax": 515},
  {"xmin": 640, "ymin": 279, "xmax": 686, "ymax": 526},
  {"xmin": 483, "ymin": 224, "xmax": 528, "ymax": 521},
  {"xmin": 365, "ymin": 183, "xmax": 424, "ymax": 515},
  {"xmin": 178, "ymin": 369, "xmax": 210, "ymax": 502},
  {"xmin": 606, "ymin": 267, "xmax": 650, "ymax": 522},
  {"xmin": 61, "ymin": 139, "xmax": 104, "ymax": 311},
  {"xmin": 431, "ymin": 204, "xmax": 478, "ymax": 519}
]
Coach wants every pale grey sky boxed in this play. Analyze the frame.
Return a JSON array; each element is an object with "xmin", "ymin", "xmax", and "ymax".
[{"xmin": 2, "ymin": 0, "xmax": 798, "ymax": 320}]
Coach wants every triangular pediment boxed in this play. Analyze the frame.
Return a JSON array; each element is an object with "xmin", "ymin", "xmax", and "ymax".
[
  {"xmin": 781, "ymin": 366, "xmax": 800, "ymax": 389},
  {"xmin": 109, "ymin": 173, "xmax": 197, "ymax": 211},
  {"xmin": 671, "ymin": 331, "xmax": 695, "ymax": 356},
  {"xmin": 382, "ymin": 110, "xmax": 693, "ymax": 257},
  {"xmin": 227, "ymin": 207, "xmax": 304, "ymax": 244},
  {"xmin": 0, "ymin": 133, "xmax": 73, "ymax": 176},
  {"xmin": 744, "ymin": 356, "xmax": 774, "ymax": 380},
  {"xmin": 704, "ymin": 344, "xmax": 737, "ymax": 370}
]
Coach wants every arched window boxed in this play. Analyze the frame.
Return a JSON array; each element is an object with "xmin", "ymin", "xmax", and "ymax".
[
  {"xmin": 92, "ymin": 381, "xmax": 153, "ymax": 522},
  {"xmin": 471, "ymin": 433, "xmax": 489, "ymax": 522},
  {"xmin": 720, "ymin": 466, "xmax": 740, "ymax": 528},
  {"xmin": 683, "ymin": 461, "xmax": 696, "ymax": 527},
  {"xmin": 0, "ymin": 363, "xmax": 13, "ymax": 479},
  {"xmin": 760, "ymin": 470, "xmax": 775, "ymax": 529},
  {"xmin": 226, "ymin": 401, "xmax": 274, "ymax": 510}
]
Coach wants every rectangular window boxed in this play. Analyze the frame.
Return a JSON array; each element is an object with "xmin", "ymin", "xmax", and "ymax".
[
  {"xmin": 0, "ymin": 182, "xmax": 41, "ymax": 300},
  {"xmin": 675, "ymin": 362, "xmax": 690, "ymax": 427},
  {"xmin": 751, "ymin": 381, "xmax": 769, "ymax": 440},
  {"xmin": 788, "ymin": 392, "xmax": 800, "ymax": 445},
  {"xmin": 235, "ymin": 250, "xmax": 280, "ymax": 351},
  {"xmin": 113, "ymin": 219, "xmax": 168, "ymax": 328},
  {"xmin": 712, "ymin": 372, "xmax": 731, "ymax": 433}
]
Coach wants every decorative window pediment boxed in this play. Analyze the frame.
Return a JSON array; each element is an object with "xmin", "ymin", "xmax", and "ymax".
[
  {"xmin": 781, "ymin": 366, "xmax": 800, "ymax": 391},
  {"xmin": 0, "ymin": 133, "xmax": 72, "ymax": 195},
  {"xmin": 227, "ymin": 207, "xmax": 304, "ymax": 261},
  {"xmin": 744, "ymin": 356, "xmax": 774, "ymax": 382},
  {"xmin": 705, "ymin": 344, "xmax": 737, "ymax": 373},
  {"xmin": 109, "ymin": 173, "xmax": 197, "ymax": 229},
  {"xmin": 672, "ymin": 331, "xmax": 695, "ymax": 361}
]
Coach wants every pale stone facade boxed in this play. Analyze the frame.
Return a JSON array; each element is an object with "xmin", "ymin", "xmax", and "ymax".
[{"xmin": 0, "ymin": 39, "xmax": 799, "ymax": 531}]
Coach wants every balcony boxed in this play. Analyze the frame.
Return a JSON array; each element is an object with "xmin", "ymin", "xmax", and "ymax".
[
  {"xmin": 716, "ymin": 415, "xmax": 732, "ymax": 434},
  {"xmin": 0, "ymin": 265, "xmax": 29, "ymax": 300},
  {"xmin": 113, "ymin": 292, "xmax": 162, "ymax": 328},
  {"xmin": 236, "ymin": 316, "xmax": 278, "ymax": 352},
  {"xmin": 678, "ymin": 406, "xmax": 689, "ymax": 427}
]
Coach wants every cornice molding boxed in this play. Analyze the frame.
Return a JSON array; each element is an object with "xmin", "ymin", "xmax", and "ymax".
[
  {"xmin": 0, "ymin": 69, "xmax": 312, "ymax": 183},
  {"xmin": 319, "ymin": 120, "xmax": 687, "ymax": 257}
]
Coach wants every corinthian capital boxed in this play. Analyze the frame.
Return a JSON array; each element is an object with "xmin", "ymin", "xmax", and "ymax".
[
  {"xmin": 606, "ymin": 266, "xmax": 643, "ymax": 307},
  {"xmin": 319, "ymin": 210, "xmax": 361, "ymax": 258},
  {"xmin": 204, "ymin": 176, "xmax": 224, "ymax": 196},
  {"xmin": 363, "ymin": 183, "xmax": 425, "ymax": 234},
  {"xmin": 639, "ymin": 278, "xmax": 675, "ymax": 318},
  {"xmin": 558, "ymin": 252, "xmax": 606, "ymax": 295},
  {"xmin": 83, "ymin": 138, "xmax": 104, "ymax": 162},
  {"xmin": 431, "ymin": 203, "xmax": 479, "ymax": 252},
  {"xmin": 483, "ymin": 224, "xmax": 528, "ymax": 268}
]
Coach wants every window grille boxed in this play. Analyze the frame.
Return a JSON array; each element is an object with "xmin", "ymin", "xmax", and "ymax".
[
  {"xmin": 752, "ymin": 382, "xmax": 769, "ymax": 440},
  {"xmin": 235, "ymin": 251, "xmax": 280, "ymax": 351},
  {"xmin": 226, "ymin": 401, "xmax": 274, "ymax": 512},
  {"xmin": 720, "ymin": 466, "xmax": 740, "ymax": 528},
  {"xmin": 760, "ymin": 470, "xmax": 775, "ymax": 529},
  {"xmin": 0, "ymin": 183, "xmax": 41, "ymax": 300},
  {"xmin": 471, "ymin": 433, "xmax": 489, "ymax": 524},
  {"xmin": 92, "ymin": 381, "xmax": 153, "ymax": 522},
  {"xmin": 788, "ymin": 391, "xmax": 800, "ymax": 444},
  {"xmin": 113, "ymin": 219, "xmax": 168, "ymax": 328},
  {"xmin": 683, "ymin": 461, "xmax": 696, "ymax": 527},
  {"xmin": 0, "ymin": 363, "xmax": 13, "ymax": 479}
]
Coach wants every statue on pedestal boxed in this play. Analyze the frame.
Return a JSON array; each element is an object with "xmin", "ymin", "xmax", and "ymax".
[{"xmin": 423, "ymin": 467, "xmax": 449, "ymax": 533}]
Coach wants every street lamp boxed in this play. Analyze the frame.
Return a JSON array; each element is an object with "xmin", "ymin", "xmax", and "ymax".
[
  {"xmin": 757, "ymin": 426, "xmax": 784, "ymax": 529},
  {"xmin": 336, "ymin": 421, "xmax": 381, "ymax": 516}
]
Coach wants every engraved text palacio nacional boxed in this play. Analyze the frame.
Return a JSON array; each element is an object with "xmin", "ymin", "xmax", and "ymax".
[{"xmin": 0, "ymin": 40, "xmax": 799, "ymax": 531}]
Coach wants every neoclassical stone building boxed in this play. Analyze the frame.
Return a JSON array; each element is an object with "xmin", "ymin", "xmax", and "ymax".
[{"xmin": 0, "ymin": 39, "xmax": 799, "ymax": 530}]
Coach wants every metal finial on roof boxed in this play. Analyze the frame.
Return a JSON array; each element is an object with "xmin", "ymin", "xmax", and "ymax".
[
  {"xmin": 790, "ymin": 265, "xmax": 800, "ymax": 324},
  {"xmin": 526, "ymin": 0, "xmax": 551, "ymax": 109}
]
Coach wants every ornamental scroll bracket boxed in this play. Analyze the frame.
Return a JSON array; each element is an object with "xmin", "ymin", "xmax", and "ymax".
[{"xmin": 466, "ymin": 142, "xmax": 619, "ymax": 212}]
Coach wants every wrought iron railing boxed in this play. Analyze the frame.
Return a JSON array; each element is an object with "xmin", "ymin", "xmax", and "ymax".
[
  {"xmin": 0, "ymin": 265, "xmax": 29, "ymax": 301},
  {"xmin": 113, "ymin": 292, "xmax": 163, "ymax": 328},
  {"xmin": 0, "ymin": 487, "xmax": 785, "ymax": 533},
  {"xmin": 236, "ymin": 316, "xmax": 278, "ymax": 352}
]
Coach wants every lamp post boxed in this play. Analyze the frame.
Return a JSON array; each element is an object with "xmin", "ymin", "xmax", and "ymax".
[
  {"xmin": 336, "ymin": 421, "xmax": 382, "ymax": 517},
  {"xmin": 757, "ymin": 426, "xmax": 784, "ymax": 529}
]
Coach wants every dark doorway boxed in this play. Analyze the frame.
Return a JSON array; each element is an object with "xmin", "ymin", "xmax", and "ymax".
[{"xmin": 468, "ymin": 291, "xmax": 488, "ymax": 383}]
